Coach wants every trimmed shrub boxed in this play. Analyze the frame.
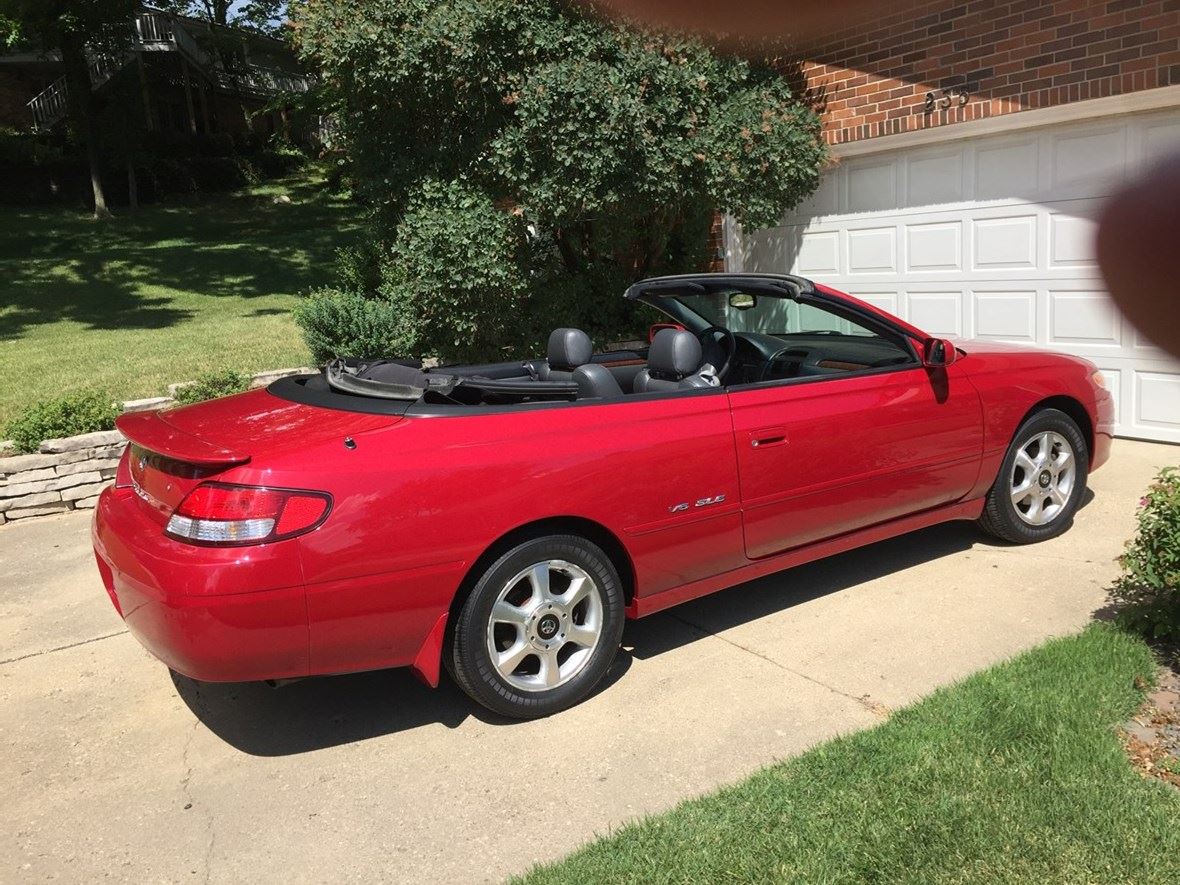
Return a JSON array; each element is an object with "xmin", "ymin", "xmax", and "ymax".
[
  {"xmin": 1112, "ymin": 466, "xmax": 1180, "ymax": 640},
  {"xmin": 294, "ymin": 287, "xmax": 408, "ymax": 363},
  {"xmin": 5, "ymin": 391, "xmax": 120, "ymax": 454},
  {"xmin": 172, "ymin": 369, "xmax": 251, "ymax": 406}
]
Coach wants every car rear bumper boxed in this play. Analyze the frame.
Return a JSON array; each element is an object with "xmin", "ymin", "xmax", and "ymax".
[{"xmin": 92, "ymin": 486, "xmax": 310, "ymax": 682}]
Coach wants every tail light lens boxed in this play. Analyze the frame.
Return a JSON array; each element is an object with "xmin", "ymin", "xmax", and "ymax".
[{"xmin": 166, "ymin": 482, "xmax": 331, "ymax": 546}]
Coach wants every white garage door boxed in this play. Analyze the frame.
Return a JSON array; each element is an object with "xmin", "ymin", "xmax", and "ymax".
[{"xmin": 735, "ymin": 107, "xmax": 1180, "ymax": 443}]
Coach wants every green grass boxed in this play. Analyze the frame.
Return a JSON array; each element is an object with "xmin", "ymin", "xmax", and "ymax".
[
  {"xmin": 0, "ymin": 168, "xmax": 363, "ymax": 428},
  {"xmin": 520, "ymin": 625, "xmax": 1180, "ymax": 884}
]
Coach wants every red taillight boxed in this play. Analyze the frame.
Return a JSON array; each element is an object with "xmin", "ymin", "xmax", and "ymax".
[{"xmin": 166, "ymin": 482, "xmax": 331, "ymax": 546}]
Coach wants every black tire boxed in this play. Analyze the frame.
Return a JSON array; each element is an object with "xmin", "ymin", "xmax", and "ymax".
[
  {"xmin": 978, "ymin": 408, "xmax": 1089, "ymax": 544},
  {"xmin": 447, "ymin": 534, "xmax": 625, "ymax": 719}
]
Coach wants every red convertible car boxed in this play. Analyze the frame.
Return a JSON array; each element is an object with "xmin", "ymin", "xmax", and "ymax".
[{"xmin": 93, "ymin": 273, "xmax": 1113, "ymax": 718}]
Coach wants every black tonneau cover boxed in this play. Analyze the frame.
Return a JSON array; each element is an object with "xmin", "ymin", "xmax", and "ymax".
[{"xmin": 325, "ymin": 358, "xmax": 578, "ymax": 402}]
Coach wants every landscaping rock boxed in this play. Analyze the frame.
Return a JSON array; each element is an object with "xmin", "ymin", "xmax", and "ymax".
[
  {"xmin": 73, "ymin": 495, "xmax": 101, "ymax": 510},
  {"xmin": 0, "ymin": 480, "xmax": 46, "ymax": 498},
  {"xmin": 1, "ymin": 467, "xmax": 56, "ymax": 485},
  {"xmin": 39, "ymin": 430, "xmax": 126, "ymax": 454},
  {"xmin": 93, "ymin": 443, "xmax": 128, "ymax": 460},
  {"xmin": 5, "ymin": 502, "xmax": 69, "ymax": 520},
  {"xmin": 56, "ymin": 459, "xmax": 117, "ymax": 478},
  {"xmin": 0, "ymin": 492, "xmax": 63, "ymax": 513},
  {"xmin": 121, "ymin": 396, "xmax": 175, "ymax": 413},
  {"xmin": 47, "ymin": 472, "xmax": 102, "ymax": 491},
  {"xmin": 61, "ymin": 481, "xmax": 109, "ymax": 503},
  {"xmin": 250, "ymin": 367, "xmax": 317, "ymax": 388},
  {"xmin": 167, "ymin": 380, "xmax": 197, "ymax": 397},
  {"xmin": 0, "ymin": 452, "xmax": 65, "ymax": 474}
]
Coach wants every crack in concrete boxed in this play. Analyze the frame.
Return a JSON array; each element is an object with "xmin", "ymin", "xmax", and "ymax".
[
  {"xmin": 0, "ymin": 629, "xmax": 127, "ymax": 667},
  {"xmin": 665, "ymin": 611, "xmax": 889, "ymax": 717},
  {"xmin": 179, "ymin": 692, "xmax": 217, "ymax": 885}
]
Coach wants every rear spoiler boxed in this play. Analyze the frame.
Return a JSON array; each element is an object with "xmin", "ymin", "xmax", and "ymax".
[{"xmin": 115, "ymin": 411, "xmax": 251, "ymax": 467}]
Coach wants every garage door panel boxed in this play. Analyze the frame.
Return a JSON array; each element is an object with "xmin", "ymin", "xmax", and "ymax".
[
  {"xmin": 975, "ymin": 138, "xmax": 1039, "ymax": 200},
  {"xmin": 906, "ymin": 292, "xmax": 963, "ymax": 336},
  {"xmin": 973, "ymin": 291, "xmax": 1037, "ymax": 342},
  {"xmin": 906, "ymin": 150, "xmax": 964, "ymax": 206},
  {"xmin": 906, "ymin": 222, "xmax": 962, "ymax": 271},
  {"xmin": 973, "ymin": 216, "xmax": 1037, "ymax": 269},
  {"xmin": 846, "ymin": 161, "xmax": 898, "ymax": 213},
  {"xmin": 1048, "ymin": 213, "xmax": 1098, "ymax": 267},
  {"xmin": 748, "ymin": 107, "xmax": 1180, "ymax": 442},
  {"xmin": 1049, "ymin": 125, "xmax": 1126, "ymax": 198},
  {"xmin": 1133, "ymin": 373, "xmax": 1180, "ymax": 439},
  {"xmin": 1048, "ymin": 290, "xmax": 1122, "ymax": 347}
]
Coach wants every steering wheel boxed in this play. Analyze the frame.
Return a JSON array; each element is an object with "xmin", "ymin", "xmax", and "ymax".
[
  {"xmin": 697, "ymin": 325, "xmax": 737, "ymax": 379},
  {"xmin": 760, "ymin": 345, "xmax": 813, "ymax": 381}
]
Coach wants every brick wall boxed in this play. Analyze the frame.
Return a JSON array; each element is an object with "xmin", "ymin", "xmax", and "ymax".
[{"xmin": 802, "ymin": 0, "xmax": 1180, "ymax": 145}]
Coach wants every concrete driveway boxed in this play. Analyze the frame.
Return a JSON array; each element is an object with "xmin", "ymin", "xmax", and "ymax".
[{"xmin": 1, "ymin": 439, "xmax": 1175, "ymax": 883}]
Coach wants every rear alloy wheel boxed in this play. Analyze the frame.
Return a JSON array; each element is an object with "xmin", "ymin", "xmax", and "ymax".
[
  {"xmin": 979, "ymin": 408, "xmax": 1088, "ymax": 544},
  {"xmin": 448, "ymin": 535, "xmax": 624, "ymax": 718}
]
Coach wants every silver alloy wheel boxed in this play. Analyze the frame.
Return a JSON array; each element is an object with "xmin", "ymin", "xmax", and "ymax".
[
  {"xmin": 1010, "ymin": 430, "xmax": 1075, "ymax": 526},
  {"xmin": 485, "ymin": 559, "xmax": 604, "ymax": 693}
]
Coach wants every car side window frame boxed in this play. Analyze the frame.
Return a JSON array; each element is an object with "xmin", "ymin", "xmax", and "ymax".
[{"xmin": 724, "ymin": 295, "xmax": 923, "ymax": 393}]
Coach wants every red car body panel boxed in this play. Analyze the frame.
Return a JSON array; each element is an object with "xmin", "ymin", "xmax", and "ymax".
[{"xmin": 92, "ymin": 283, "xmax": 1114, "ymax": 687}]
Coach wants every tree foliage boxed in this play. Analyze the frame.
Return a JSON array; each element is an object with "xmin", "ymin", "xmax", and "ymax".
[{"xmin": 294, "ymin": 0, "xmax": 826, "ymax": 362}]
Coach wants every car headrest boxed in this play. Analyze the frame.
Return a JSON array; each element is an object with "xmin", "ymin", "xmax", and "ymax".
[
  {"xmin": 648, "ymin": 329, "xmax": 702, "ymax": 379},
  {"xmin": 547, "ymin": 328, "xmax": 593, "ymax": 370}
]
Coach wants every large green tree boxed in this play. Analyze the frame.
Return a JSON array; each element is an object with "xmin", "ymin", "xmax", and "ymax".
[
  {"xmin": 294, "ymin": 0, "xmax": 826, "ymax": 363},
  {"xmin": 0, "ymin": 0, "xmax": 137, "ymax": 218}
]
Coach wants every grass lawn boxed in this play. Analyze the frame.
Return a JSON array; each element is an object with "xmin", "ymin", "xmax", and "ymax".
[
  {"xmin": 520, "ymin": 624, "xmax": 1180, "ymax": 884},
  {"xmin": 0, "ymin": 168, "xmax": 363, "ymax": 428}
]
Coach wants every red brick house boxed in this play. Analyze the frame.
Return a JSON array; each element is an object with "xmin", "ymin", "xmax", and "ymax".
[{"xmin": 726, "ymin": 0, "xmax": 1180, "ymax": 442}]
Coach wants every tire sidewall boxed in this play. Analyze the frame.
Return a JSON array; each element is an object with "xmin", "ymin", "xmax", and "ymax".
[
  {"xmin": 452, "ymin": 535, "xmax": 624, "ymax": 718},
  {"xmin": 990, "ymin": 409, "xmax": 1089, "ymax": 543}
]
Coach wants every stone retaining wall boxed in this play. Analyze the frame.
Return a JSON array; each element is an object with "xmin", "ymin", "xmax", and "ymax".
[{"xmin": 0, "ymin": 366, "xmax": 314, "ymax": 526}]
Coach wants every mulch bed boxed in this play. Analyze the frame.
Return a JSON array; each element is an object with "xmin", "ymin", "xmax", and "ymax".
[{"xmin": 1121, "ymin": 652, "xmax": 1180, "ymax": 790}]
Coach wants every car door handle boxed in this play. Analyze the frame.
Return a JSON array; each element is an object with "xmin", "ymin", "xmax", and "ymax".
[{"xmin": 749, "ymin": 427, "xmax": 788, "ymax": 448}]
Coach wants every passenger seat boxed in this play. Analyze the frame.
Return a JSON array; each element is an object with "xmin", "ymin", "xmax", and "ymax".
[{"xmin": 633, "ymin": 329, "xmax": 715, "ymax": 392}]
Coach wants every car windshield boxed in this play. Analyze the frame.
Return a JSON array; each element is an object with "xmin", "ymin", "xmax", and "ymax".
[{"xmin": 672, "ymin": 291, "xmax": 879, "ymax": 338}]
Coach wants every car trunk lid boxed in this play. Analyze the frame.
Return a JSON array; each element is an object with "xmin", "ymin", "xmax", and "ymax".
[{"xmin": 117, "ymin": 389, "xmax": 400, "ymax": 523}]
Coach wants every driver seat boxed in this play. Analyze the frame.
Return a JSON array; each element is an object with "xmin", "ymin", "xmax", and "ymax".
[{"xmin": 634, "ymin": 329, "xmax": 715, "ymax": 392}]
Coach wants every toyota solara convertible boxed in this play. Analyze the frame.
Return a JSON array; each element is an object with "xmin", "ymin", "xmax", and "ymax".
[{"xmin": 93, "ymin": 273, "xmax": 1113, "ymax": 717}]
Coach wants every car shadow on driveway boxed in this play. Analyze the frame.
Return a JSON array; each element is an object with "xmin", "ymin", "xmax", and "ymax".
[
  {"xmin": 174, "ymin": 502, "xmax": 1091, "ymax": 756},
  {"xmin": 170, "ymin": 649, "xmax": 634, "ymax": 757},
  {"xmin": 623, "ymin": 521, "xmax": 984, "ymax": 659}
]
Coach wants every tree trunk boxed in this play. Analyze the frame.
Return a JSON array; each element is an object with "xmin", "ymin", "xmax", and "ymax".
[
  {"xmin": 60, "ymin": 30, "xmax": 111, "ymax": 219},
  {"xmin": 127, "ymin": 159, "xmax": 139, "ymax": 213}
]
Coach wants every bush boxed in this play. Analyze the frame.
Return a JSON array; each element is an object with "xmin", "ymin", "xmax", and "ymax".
[
  {"xmin": 5, "ymin": 391, "xmax": 120, "ymax": 454},
  {"xmin": 188, "ymin": 156, "xmax": 260, "ymax": 192},
  {"xmin": 1112, "ymin": 467, "xmax": 1180, "ymax": 640},
  {"xmin": 294, "ymin": 287, "xmax": 409, "ymax": 363},
  {"xmin": 172, "ymin": 369, "xmax": 252, "ymax": 406}
]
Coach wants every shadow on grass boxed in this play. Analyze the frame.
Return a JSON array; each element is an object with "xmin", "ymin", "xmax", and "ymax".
[{"xmin": 0, "ymin": 176, "xmax": 364, "ymax": 341}]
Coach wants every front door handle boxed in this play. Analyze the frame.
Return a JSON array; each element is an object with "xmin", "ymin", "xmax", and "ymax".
[{"xmin": 749, "ymin": 426, "xmax": 788, "ymax": 449}]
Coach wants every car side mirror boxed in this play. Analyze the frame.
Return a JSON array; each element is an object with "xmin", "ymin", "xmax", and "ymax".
[
  {"xmin": 649, "ymin": 323, "xmax": 684, "ymax": 343},
  {"xmin": 922, "ymin": 337, "xmax": 958, "ymax": 368}
]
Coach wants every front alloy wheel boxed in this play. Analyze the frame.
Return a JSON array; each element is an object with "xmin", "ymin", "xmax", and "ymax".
[
  {"xmin": 448, "ymin": 535, "xmax": 624, "ymax": 719},
  {"xmin": 979, "ymin": 408, "xmax": 1088, "ymax": 544}
]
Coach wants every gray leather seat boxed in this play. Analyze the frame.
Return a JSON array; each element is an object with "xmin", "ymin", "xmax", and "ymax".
[
  {"xmin": 572, "ymin": 363, "xmax": 624, "ymax": 399},
  {"xmin": 538, "ymin": 328, "xmax": 593, "ymax": 383},
  {"xmin": 634, "ymin": 329, "xmax": 713, "ymax": 392}
]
